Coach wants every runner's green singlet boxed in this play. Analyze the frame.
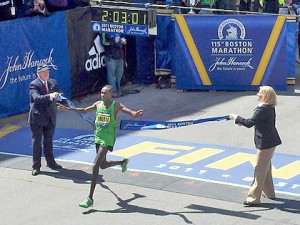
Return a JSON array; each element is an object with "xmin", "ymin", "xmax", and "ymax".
[{"xmin": 94, "ymin": 101, "xmax": 116, "ymax": 147}]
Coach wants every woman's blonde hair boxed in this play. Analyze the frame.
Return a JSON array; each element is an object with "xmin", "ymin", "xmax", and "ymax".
[{"xmin": 259, "ymin": 86, "xmax": 277, "ymax": 107}]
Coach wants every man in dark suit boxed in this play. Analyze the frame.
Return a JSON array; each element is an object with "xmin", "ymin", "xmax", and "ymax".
[{"xmin": 28, "ymin": 64, "xmax": 62, "ymax": 176}]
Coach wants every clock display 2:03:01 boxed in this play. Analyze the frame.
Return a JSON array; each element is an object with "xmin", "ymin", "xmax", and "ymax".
[{"xmin": 100, "ymin": 9, "xmax": 148, "ymax": 25}]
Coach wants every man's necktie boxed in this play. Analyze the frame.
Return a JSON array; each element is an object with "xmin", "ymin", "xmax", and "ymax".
[{"xmin": 44, "ymin": 81, "xmax": 49, "ymax": 93}]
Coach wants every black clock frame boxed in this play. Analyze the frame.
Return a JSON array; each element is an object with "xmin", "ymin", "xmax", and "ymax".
[{"xmin": 91, "ymin": 6, "xmax": 156, "ymax": 28}]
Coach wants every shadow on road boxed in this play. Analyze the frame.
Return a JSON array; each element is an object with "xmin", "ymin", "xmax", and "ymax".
[
  {"xmin": 41, "ymin": 167, "xmax": 104, "ymax": 184},
  {"xmin": 81, "ymin": 182, "xmax": 263, "ymax": 224},
  {"xmin": 258, "ymin": 197, "xmax": 300, "ymax": 214},
  {"xmin": 83, "ymin": 182, "xmax": 194, "ymax": 224}
]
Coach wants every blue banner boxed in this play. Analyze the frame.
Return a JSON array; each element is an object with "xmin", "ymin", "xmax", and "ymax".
[
  {"xmin": 155, "ymin": 15, "xmax": 175, "ymax": 74},
  {"xmin": 120, "ymin": 115, "xmax": 229, "ymax": 130},
  {"xmin": 57, "ymin": 96, "xmax": 94, "ymax": 126},
  {"xmin": 286, "ymin": 17, "xmax": 297, "ymax": 80},
  {"xmin": 0, "ymin": 12, "xmax": 71, "ymax": 118},
  {"xmin": 174, "ymin": 15, "xmax": 287, "ymax": 91}
]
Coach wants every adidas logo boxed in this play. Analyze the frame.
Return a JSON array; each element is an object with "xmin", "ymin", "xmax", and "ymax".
[{"xmin": 85, "ymin": 35, "xmax": 105, "ymax": 72}]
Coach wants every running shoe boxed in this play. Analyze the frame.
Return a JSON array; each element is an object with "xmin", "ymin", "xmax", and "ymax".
[
  {"xmin": 79, "ymin": 197, "xmax": 93, "ymax": 208},
  {"xmin": 121, "ymin": 158, "xmax": 129, "ymax": 173}
]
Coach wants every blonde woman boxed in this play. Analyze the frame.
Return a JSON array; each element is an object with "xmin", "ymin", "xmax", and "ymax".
[{"xmin": 229, "ymin": 86, "xmax": 281, "ymax": 206}]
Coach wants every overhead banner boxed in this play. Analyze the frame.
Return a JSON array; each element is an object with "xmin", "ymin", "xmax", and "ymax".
[
  {"xmin": 174, "ymin": 15, "xmax": 287, "ymax": 91},
  {"xmin": 0, "ymin": 12, "xmax": 71, "ymax": 119}
]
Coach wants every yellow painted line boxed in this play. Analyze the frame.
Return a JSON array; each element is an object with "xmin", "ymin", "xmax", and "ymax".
[
  {"xmin": 273, "ymin": 160, "xmax": 300, "ymax": 180},
  {"xmin": 170, "ymin": 148, "xmax": 224, "ymax": 164},
  {"xmin": 174, "ymin": 14, "xmax": 212, "ymax": 85},
  {"xmin": 251, "ymin": 16, "xmax": 285, "ymax": 85},
  {"xmin": 111, "ymin": 141, "xmax": 193, "ymax": 158},
  {"xmin": 206, "ymin": 152, "xmax": 257, "ymax": 170},
  {"xmin": 0, "ymin": 125, "xmax": 21, "ymax": 138},
  {"xmin": 205, "ymin": 151, "xmax": 300, "ymax": 180}
]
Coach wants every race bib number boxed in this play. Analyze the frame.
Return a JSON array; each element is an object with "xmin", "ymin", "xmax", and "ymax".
[{"xmin": 96, "ymin": 113, "xmax": 111, "ymax": 127}]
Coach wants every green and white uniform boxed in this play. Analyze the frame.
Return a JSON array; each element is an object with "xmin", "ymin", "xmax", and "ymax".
[{"xmin": 94, "ymin": 101, "xmax": 116, "ymax": 147}]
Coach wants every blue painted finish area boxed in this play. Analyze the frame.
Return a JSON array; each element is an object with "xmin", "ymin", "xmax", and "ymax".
[{"xmin": 0, "ymin": 127, "xmax": 300, "ymax": 196}]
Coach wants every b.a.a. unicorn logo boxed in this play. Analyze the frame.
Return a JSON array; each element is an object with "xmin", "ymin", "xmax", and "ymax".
[
  {"xmin": 218, "ymin": 19, "xmax": 246, "ymax": 40},
  {"xmin": 225, "ymin": 25, "xmax": 238, "ymax": 39}
]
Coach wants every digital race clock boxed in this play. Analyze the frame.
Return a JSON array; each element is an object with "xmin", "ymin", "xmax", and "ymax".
[{"xmin": 91, "ymin": 6, "xmax": 156, "ymax": 28}]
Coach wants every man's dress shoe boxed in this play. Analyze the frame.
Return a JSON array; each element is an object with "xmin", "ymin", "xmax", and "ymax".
[{"xmin": 32, "ymin": 169, "xmax": 40, "ymax": 176}]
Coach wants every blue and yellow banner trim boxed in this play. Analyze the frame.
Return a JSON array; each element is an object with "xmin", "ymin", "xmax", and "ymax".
[{"xmin": 174, "ymin": 14, "xmax": 212, "ymax": 85}]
